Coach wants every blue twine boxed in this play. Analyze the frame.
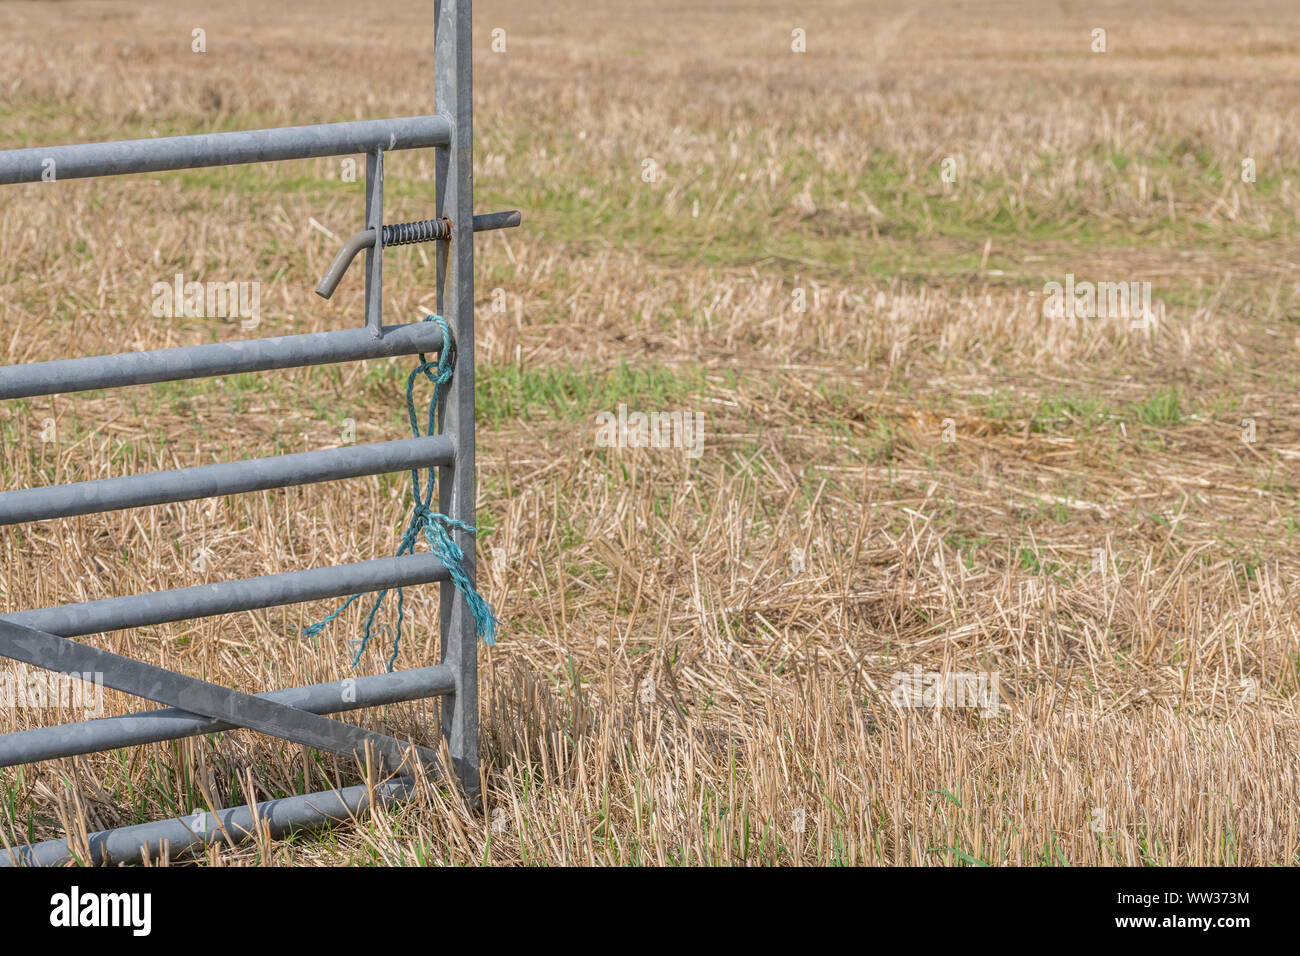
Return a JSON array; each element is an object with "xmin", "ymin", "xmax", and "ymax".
[{"xmin": 303, "ymin": 314, "xmax": 499, "ymax": 671}]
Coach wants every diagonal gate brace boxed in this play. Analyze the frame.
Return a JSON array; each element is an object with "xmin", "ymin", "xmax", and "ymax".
[{"xmin": 0, "ymin": 620, "xmax": 441, "ymax": 776}]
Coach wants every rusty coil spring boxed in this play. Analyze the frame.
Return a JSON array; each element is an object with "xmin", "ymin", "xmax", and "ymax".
[{"xmin": 381, "ymin": 217, "xmax": 451, "ymax": 246}]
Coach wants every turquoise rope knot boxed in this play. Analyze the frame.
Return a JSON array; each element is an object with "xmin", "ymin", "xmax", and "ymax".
[{"xmin": 303, "ymin": 313, "xmax": 499, "ymax": 672}]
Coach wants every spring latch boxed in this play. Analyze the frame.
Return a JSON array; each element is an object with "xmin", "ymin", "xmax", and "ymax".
[{"xmin": 315, "ymin": 210, "xmax": 520, "ymax": 300}]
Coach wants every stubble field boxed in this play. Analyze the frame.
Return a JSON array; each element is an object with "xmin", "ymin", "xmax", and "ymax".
[{"xmin": 2, "ymin": 0, "xmax": 1300, "ymax": 865}]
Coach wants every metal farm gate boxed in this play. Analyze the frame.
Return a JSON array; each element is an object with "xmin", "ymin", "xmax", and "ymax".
[{"xmin": 0, "ymin": 0, "xmax": 512, "ymax": 865}]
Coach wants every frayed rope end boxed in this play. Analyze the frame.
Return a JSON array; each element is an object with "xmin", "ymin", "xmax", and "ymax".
[{"xmin": 300, "ymin": 313, "xmax": 500, "ymax": 668}]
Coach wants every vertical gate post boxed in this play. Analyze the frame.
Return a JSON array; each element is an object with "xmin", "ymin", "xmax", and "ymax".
[{"xmin": 435, "ymin": 0, "xmax": 480, "ymax": 799}]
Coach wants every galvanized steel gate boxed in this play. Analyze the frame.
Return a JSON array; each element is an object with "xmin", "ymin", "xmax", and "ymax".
[{"xmin": 0, "ymin": 0, "xmax": 510, "ymax": 865}]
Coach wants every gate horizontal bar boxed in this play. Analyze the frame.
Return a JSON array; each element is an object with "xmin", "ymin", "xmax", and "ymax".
[
  {"xmin": 0, "ymin": 436, "xmax": 454, "ymax": 526},
  {"xmin": 1, "ymin": 552, "xmax": 448, "ymax": 638},
  {"xmin": 0, "ymin": 665, "xmax": 454, "ymax": 767},
  {"xmin": 0, "ymin": 321, "xmax": 444, "ymax": 400},
  {"xmin": 0, "ymin": 115, "xmax": 451, "ymax": 186},
  {"xmin": 0, "ymin": 776, "xmax": 418, "ymax": 866}
]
